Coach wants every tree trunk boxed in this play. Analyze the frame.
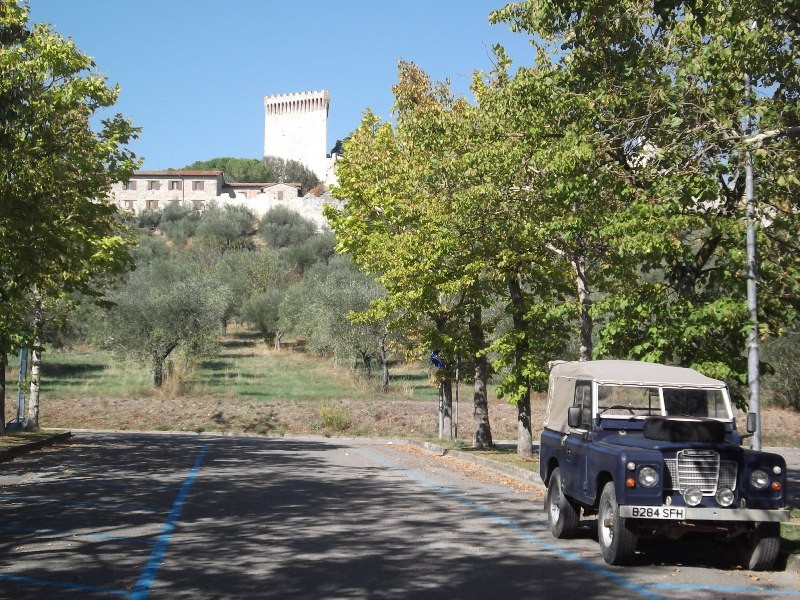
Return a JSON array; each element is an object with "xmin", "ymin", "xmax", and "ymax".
[
  {"xmin": 0, "ymin": 352, "xmax": 6, "ymax": 436},
  {"xmin": 26, "ymin": 289, "xmax": 43, "ymax": 430},
  {"xmin": 470, "ymin": 307, "xmax": 493, "ymax": 449},
  {"xmin": 517, "ymin": 395, "xmax": 533, "ymax": 458},
  {"xmin": 26, "ymin": 344, "xmax": 42, "ymax": 430},
  {"xmin": 574, "ymin": 255, "xmax": 593, "ymax": 361},
  {"xmin": 274, "ymin": 331, "xmax": 282, "ymax": 351},
  {"xmin": 153, "ymin": 357, "xmax": 165, "ymax": 388},
  {"xmin": 377, "ymin": 330, "xmax": 389, "ymax": 393},
  {"xmin": 508, "ymin": 277, "xmax": 533, "ymax": 457},
  {"xmin": 439, "ymin": 377, "xmax": 453, "ymax": 440},
  {"xmin": 362, "ymin": 352, "xmax": 372, "ymax": 378},
  {"xmin": 152, "ymin": 343, "xmax": 177, "ymax": 388}
]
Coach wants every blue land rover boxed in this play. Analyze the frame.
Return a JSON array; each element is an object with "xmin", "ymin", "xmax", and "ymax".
[{"xmin": 541, "ymin": 360, "xmax": 789, "ymax": 570}]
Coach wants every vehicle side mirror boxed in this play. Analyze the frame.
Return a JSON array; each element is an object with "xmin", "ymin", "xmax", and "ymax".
[
  {"xmin": 568, "ymin": 406, "xmax": 582, "ymax": 429},
  {"xmin": 746, "ymin": 412, "xmax": 757, "ymax": 434}
]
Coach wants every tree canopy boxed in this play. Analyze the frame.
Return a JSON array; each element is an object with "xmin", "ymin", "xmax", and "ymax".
[
  {"xmin": 0, "ymin": 0, "xmax": 139, "ymax": 430},
  {"xmin": 182, "ymin": 156, "xmax": 321, "ymax": 192},
  {"xmin": 0, "ymin": 0, "xmax": 139, "ymax": 354},
  {"xmin": 327, "ymin": 0, "xmax": 800, "ymax": 453}
]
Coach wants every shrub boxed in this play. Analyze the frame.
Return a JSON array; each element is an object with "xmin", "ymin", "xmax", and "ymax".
[
  {"xmin": 137, "ymin": 209, "xmax": 161, "ymax": 229},
  {"xmin": 259, "ymin": 206, "xmax": 317, "ymax": 248},
  {"xmin": 319, "ymin": 403, "xmax": 352, "ymax": 432}
]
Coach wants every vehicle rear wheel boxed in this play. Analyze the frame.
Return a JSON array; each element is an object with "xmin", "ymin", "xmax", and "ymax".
[
  {"xmin": 546, "ymin": 467, "xmax": 580, "ymax": 538},
  {"xmin": 597, "ymin": 481, "xmax": 638, "ymax": 565},
  {"xmin": 738, "ymin": 522, "xmax": 780, "ymax": 571}
]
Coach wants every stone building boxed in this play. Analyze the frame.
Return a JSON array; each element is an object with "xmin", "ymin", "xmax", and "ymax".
[
  {"xmin": 110, "ymin": 170, "xmax": 225, "ymax": 213},
  {"xmin": 263, "ymin": 90, "xmax": 338, "ymax": 185},
  {"xmin": 108, "ymin": 170, "xmax": 340, "ymax": 229}
]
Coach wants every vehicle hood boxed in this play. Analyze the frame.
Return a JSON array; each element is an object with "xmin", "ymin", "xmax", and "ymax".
[{"xmin": 598, "ymin": 433, "xmax": 741, "ymax": 454}]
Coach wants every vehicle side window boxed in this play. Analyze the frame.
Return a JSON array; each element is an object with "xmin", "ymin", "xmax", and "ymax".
[{"xmin": 573, "ymin": 380, "xmax": 593, "ymax": 429}]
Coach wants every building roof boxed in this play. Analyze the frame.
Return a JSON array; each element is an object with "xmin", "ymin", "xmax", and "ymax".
[
  {"xmin": 225, "ymin": 182, "xmax": 301, "ymax": 189},
  {"xmin": 131, "ymin": 170, "xmax": 224, "ymax": 177}
]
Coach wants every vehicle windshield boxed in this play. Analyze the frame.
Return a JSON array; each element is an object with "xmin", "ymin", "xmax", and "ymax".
[
  {"xmin": 596, "ymin": 385, "xmax": 731, "ymax": 419},
  {"xmin": 662, "ymin": 387, "xmax": 730, "ymax": 419}
]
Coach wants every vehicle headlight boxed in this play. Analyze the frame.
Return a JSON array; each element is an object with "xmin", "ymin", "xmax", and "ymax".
[
  {"xmin": 715, "ymin": 487, "xmax": 734, "ymax": 507},
  {"xmin": 683, "ymin": 487, "xmax": 703, "ymax": 506},
  {"xmin": 638, "ymin": 466, "xmax": 659, "ymax": 488},
  {"xmin": 750, "ymin": 469, "xmax": 769, "ymax": 489}
]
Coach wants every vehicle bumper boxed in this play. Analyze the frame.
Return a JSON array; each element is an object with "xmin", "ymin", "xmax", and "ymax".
[{"xmin": 619, "ymin": 505, "xmax": 790, "ymax": 522}]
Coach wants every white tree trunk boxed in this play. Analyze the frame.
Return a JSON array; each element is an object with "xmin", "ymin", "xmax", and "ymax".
[
  {"xmin": 27, "ymin": 343, "xmax": 41, "ymax": 429},
  {"xmin": 574, "ymin": 256, "xmax": 593, "ymax": 361},
  {"xmin": 26, "ymin": 289, "xmax": 43, "ymax": 429}
]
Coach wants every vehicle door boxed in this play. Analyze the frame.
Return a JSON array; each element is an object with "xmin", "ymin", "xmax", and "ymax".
[{"xmin": 562, "ymin": 380, "xmax": 593, "ymax": 501}]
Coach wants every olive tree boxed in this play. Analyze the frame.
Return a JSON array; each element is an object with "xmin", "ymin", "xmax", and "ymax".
[{"xmin": 102, "ymin": 255, "xmax": 229, "ymax": 388}]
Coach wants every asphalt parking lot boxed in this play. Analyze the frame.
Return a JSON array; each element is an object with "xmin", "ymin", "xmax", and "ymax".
[{"xmin": 0, "ymin": 432, "xmax": 799, "ymax": 599}]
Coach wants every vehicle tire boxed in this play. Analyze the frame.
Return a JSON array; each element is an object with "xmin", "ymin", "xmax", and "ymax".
[
  {"xmin": 739, "ymin": 522, "xmax": 780, "ymax": 571},
  {"xmin": 546, "ymin": 467, "xmax": 580, "ymax": 538},
  {"xmin": 597, "ymin": 481, "xmax": 638, "ymax": 565}
]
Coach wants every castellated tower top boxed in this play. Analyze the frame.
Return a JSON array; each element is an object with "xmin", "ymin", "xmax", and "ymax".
[{"xmin": 264, "ymin": 90, "xmax": 331, "ymax": 184}]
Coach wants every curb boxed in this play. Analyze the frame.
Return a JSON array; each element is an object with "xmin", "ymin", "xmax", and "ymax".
[
  {"xmin": 411, "ymin": 440, "xmax": 545, "ymax": 489},
  {"xmin": 0, "ymin": 431, "xmax": 73, "ymax": 464}
]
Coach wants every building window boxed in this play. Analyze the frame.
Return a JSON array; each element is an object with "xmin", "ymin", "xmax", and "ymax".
[
  {"xmin": 148, "ymin": 180, "xmax": 160, "ymax": 191},
  {"xmin": 168, "ymin": 180, "xmax": 182, "ymax": 190},
  {"xmin": 192, "ymin": 181, "xmax": 204, "ymax": 191},
  {"xmin": 123, "ymin": 181, "xmax": 136, "ymax": 191},
  {"xmin": 192, "ymin": 200, "xmax": 204, "ymax": 210},
  {"xmin": 277, "ymin": 191, "xmax": 284, "ymax": 200},
  {"xmin": 125, "ymin": 200, "xmax": 134, "ymax": 210},
  {"xmin": 146, "ymin": 199, "xmax": 159, "ymax": 210}
]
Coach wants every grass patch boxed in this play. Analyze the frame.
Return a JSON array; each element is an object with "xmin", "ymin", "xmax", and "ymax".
[
  {"xmin": 29, "ymin": 349, "xmax": 151, "ymax": 399},
  {"xmin": 6, "ymin": 340, "xmax": 394, "ymax": 405},
  {"xmin": 194, "ymin": 349, "xmax": 376, "ymax": 402},
  {"xmin": 0, "ymin": 431, "xmax": 55, "ymax": 448}
]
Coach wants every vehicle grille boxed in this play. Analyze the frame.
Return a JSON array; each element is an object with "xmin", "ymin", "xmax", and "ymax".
[{"xmin": 663, "ymin": 450, "xmax": 737, "ymax": 495}]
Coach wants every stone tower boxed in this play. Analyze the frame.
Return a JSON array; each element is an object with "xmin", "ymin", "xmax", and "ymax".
[{"xmin": 264, "ymin": 90, "xmax": 330, "ymax": 183}]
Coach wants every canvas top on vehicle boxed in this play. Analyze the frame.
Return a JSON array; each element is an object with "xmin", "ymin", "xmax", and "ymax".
[{"xmin": 544, "ymin": 360, "xmax": 729, "ymax": 434}]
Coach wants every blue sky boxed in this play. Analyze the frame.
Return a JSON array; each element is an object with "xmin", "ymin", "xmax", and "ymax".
[{"xmin": 29, "ymin": 1, "xmax": 536, "ymax": 170}]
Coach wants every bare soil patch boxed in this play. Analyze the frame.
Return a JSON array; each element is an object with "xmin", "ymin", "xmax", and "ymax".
[{"xmin": 6, "ymin": 390, "xmax": 798, "ymax": 448}]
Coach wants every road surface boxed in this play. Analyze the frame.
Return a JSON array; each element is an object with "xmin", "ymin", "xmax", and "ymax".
[{"xmin": 0, "ymin": 432, "xmax": 797, "ymax": 599}]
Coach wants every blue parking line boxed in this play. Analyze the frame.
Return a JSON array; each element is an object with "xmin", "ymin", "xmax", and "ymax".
[
  {"xmin": 130, "ymin": 443, "xmax": 210, "ymax": 600},
  {"xmin": 0, "ymin": 573, "xmax": 129, "ymax": 596},
  {"xmin": 0, "ymin": 525, "xmax": 155, "ymax": 546}
]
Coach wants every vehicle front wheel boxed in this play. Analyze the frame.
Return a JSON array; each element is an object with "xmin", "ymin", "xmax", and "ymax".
[
  {"xmin": 597, "ymin": 481, "xmax": 638, "ymax": 565},
  {"xmin": 546, "ymin": 467, "xmax": 580, "ymax": 538},
  {"xmin": 738, "ymin": 522, "xmax": 780, "ymax": 571}
]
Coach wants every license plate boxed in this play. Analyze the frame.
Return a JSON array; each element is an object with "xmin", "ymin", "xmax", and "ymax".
[{"xmin": 628, "ymin": 505, "xmax": 686, "ymax": 519}]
